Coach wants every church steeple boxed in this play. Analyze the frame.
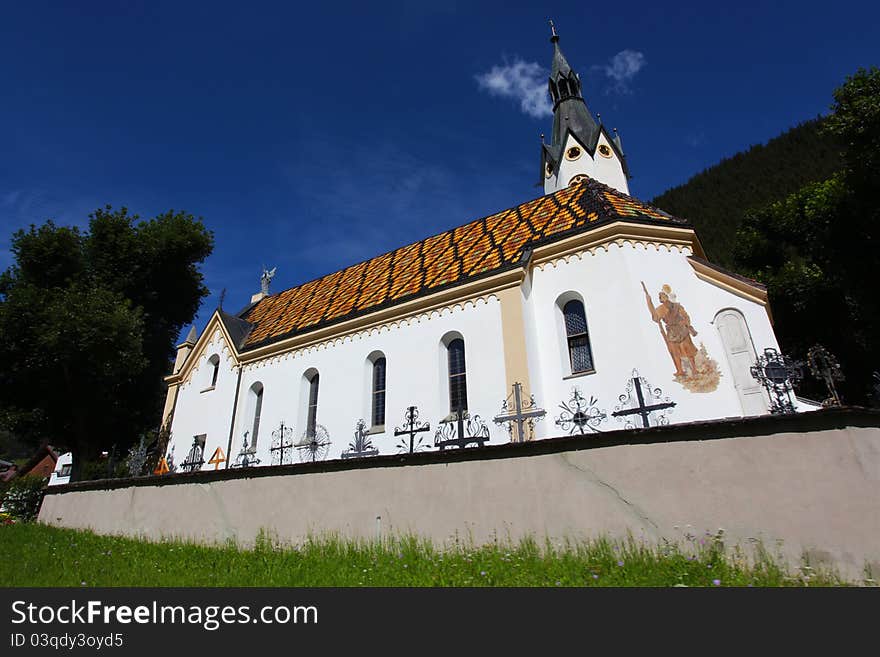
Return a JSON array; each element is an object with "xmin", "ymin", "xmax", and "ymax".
[{"xmin": 541, "ymin": 22, "xmax": 630, "ymax": 196}]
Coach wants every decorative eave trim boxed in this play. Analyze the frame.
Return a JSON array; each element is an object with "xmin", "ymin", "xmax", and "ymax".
[
  {"xmin": 531, "ymin": 221, "xmax": 705, "ymax": 270},
  {"xmin": 164, "ymin": 311, "xmax": 242, "ymax": 386},
  {"xmin": 687, "ymin": 257, "xmax": 773, "ymax": 324},
  {"xmin": 232, "ymin": 267, "xmax": 525, "ymax": 365}
]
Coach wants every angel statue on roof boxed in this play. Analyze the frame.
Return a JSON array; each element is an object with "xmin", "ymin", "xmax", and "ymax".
[{"xmin": 260, "ymin": 266, "xmax": 276, "ymax": 295}]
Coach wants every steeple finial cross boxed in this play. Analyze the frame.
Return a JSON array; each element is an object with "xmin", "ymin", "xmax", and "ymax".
[{"xmin": 549, "ymin": 19, "xmax": 559, "ymax": 42}]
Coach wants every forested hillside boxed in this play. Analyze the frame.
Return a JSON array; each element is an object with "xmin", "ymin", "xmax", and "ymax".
[{"xmin": 651, "ymin": 118, "xmax": 843, "ymax": 268}]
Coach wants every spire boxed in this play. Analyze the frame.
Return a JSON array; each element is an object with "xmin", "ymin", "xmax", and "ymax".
[
  {"xmin": 539, "ymin": 22, "xmax": 630, "ymax": 195},
  {"xmin": 545, "ymin": 24, "xmax": 598, "ymax": 154},
  {"xmin": 184, "ymin": 325, "xmax": 197, "ymax": 345},
  {"xmin": 549, "ymin": 20, "xmax": 573, "ymax": 80}
]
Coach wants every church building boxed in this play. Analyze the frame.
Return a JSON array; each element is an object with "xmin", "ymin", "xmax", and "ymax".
[{"xmin": 160, "ymin": 28, "xmax": 800, "ymax": 472}]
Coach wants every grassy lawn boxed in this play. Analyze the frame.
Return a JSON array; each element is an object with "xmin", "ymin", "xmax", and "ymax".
[{"xmin": 0, "ymin": 522, "xmax": 854, "ymax": 587}]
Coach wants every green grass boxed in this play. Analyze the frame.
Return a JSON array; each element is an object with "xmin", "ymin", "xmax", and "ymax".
[{"xmin": 0, "ymin": 522, "xmax": 856, "ymax": 587}]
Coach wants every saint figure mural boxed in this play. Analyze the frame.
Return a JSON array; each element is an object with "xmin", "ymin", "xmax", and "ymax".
[{"xmin": 641, "ymin": 282, "xmax": 720, "ymax": 393}]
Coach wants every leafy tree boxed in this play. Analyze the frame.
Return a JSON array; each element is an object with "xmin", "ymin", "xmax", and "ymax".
[
  {"xmin": 0, "ymin": 207, "xmax": 213, "ymax": 480},
  {"xmin": 734, "ymin": 68, "xmax": 880, "ymax": 403}
]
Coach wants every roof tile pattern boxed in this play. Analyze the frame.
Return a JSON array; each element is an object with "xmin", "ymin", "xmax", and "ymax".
[{"xmin": 241, "ymin": 178, "xmax": 685, "ymax": 349}]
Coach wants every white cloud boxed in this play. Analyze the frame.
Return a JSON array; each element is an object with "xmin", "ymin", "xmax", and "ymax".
[
  {"xmin": 474, "ymin": 59, "xmax": 552, "ymax": 119},
  {"xmin": 601, "ymin": 50, "xmax": 646, "ymax": 94}
]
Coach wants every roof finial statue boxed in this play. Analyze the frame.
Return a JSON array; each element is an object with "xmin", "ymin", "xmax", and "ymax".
[
  {"xmin": 549, "ymin": 19, "xmax": 559, "ymax": 43},
  {"xmin": 260, "ymin": 266, "xmax": 276, "ymax": 296}
]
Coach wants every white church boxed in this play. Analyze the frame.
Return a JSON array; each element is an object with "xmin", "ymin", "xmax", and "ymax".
[{"xmin": 160, "ymin": 29, "xmax": 801, "ymax": 473}]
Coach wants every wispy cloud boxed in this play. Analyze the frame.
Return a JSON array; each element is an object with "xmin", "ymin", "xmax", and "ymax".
[
  {"xmin": 474, "ymin": 59, "xmax": 552, "ymax": 119},
  {"xmin": 598, "ymin": 50, "xmax": 646, "ymax": 95}
]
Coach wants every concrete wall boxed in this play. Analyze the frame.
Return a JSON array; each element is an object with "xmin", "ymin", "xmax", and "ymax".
[{"xmin": 40, "ymin": 411, "xmax": 880, "ymax": 579}]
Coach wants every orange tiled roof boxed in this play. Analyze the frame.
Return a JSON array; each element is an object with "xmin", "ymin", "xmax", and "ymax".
[{"xmin": 239, "ymin": 178, "xmax": 685, "ymax": 349}]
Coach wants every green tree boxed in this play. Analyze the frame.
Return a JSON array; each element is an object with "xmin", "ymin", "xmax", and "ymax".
[
  {"xmin": 734, "ymin": 67, "xmax": 880, "ymax": 403},
  {"xmin": 0, "ymin": 207, "xmax": 213, "ymax": 480}
]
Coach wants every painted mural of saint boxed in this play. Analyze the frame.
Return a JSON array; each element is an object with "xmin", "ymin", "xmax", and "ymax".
[{"xmin": 641, "ymin": 282, "xmax": 720, "ymax": 393}]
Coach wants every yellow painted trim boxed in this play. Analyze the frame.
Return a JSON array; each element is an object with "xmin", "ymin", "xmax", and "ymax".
[
  {"xmin": 497, "ymin": 286, "xmax": 532, "ymax": 402},
  {"xmin": 531, "ymin": 221, "xmax": 705, "ymax": 267},
  {"xmin": 164, "ymin": 311, "xmax": 241, "ymax": 385},
  {"xmin": 687, "ymin": 257, "xmax": 774, "ymax": 325}
]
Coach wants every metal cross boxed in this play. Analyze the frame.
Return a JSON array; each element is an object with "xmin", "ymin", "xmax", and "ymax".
[
  {"xmin": 179, "ymin": 437, "xmax": 205, "ymax": 473},
  {"xmin": 394, "ymin": 405, "xmax": 431, "ymax": 453},
  {"xmin": 218, "ymin": 288, "xmax": 226, "ymax": 310},
  {"xmin": 231, "ymin": 433, "xmax": 261, "ymax": 468},
  {"xmin": 555, "ymin": 388, "xmax": 606, "ymax": 435},
  {"xmin": 494, "ymin": 382, "xmax": 546, "ymax": 443},
  {"xmin": 806, "ymin": 344, "xmax": 844, "ymax": 407},
  {"xmin": 342, "ymin": 419, "xmax": 379, "ymax": 459},
  {"xmin": 750, "ymin": 348, "xmax": 802, "ymax": 415},
  {"xmin": 434, "ymin": 411, "xmax": 490, "ymax": 451},
  {"xmin": 269, "ymin": 420, "xmax": 295, "ymax": 465},
  {"xmin": 612, "ymin": 372, "xmax": 676, "ymax": 428}
]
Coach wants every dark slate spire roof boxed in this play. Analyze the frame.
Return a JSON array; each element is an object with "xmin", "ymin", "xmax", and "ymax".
[{"xmin": 542, "ymin": 26, "xmax": 628, "ymax": 178}]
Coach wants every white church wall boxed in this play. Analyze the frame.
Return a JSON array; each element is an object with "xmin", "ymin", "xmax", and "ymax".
[
  {"xmin": 525, "ymin": 242, "xmax": 785, "ymax": 435},
  {"xmin": 169, "ymin": 331, "xmax": 239, "ymax": 469},
  {"xmin": 168, "ymin": 297, "xmax": 512, "ymax": 471}
]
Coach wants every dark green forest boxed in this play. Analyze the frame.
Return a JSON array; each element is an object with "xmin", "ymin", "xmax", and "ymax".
[{"xmin": 652, "ymin": 118, "xmax": 843, "ymax": 268}]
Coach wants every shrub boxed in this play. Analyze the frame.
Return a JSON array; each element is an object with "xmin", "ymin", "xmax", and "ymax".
[{"xmin": 1, "ymin": 475, "xmax": 48, "ymax": 521}]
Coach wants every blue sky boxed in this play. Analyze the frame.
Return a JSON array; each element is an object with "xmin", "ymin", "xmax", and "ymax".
[{"xmin": 1, "ymin": 1, "xmax": 877, "ymax": 336}]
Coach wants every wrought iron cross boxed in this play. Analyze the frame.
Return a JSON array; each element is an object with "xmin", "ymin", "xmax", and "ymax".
[
  {"xmin": 231, "ymin": 433, "xmax": 261, "ymax": 468},
  {"xmin": 750, "ymin": 347, "xmax": 802, "ymax": 415},
  {"xmin": 179, "ymin": 437, "xmax": 205, "ymax": 473},
  {"xmin": 269, "ymin": 421, "xmax": 295, "ymax": 465},
  {"xmin": 394, "ymin": 405, "xmax": 431, "ymax": 453},
  {"xmin": 806, "ymin": 344, "xmax": 844, "ymax": 407},
  {"xmin": 494, "ymin": 382, "xmax": 546, "ymax": 443},
  {"xmin": 555, "ymin": 388, "xmax": 606, "ymax": 435},
  {"xmin": 434, "ymin": 411, "xmax": 490, "ymax": 451},
  {"xmin": 612, "ymin": 370, "xmax": 676, "ymax": 428},
  {"xmin": 342, "ymin": 419, "xmax": 379, "ymax": 459}
]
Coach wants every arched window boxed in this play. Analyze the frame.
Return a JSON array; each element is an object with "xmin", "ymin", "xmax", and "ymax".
[
  {"xmin": 306, "ymin": 372, "xmax": 319, "ymax": 437},
  {"xmin": 548, "ymin": 80, "xmax": 558, "ymax": 104},
  {"xmin": 208, "ymin": 354, "xmax": 220, "ymax": 388},
  {"xmin": 563, "ymin": 300, "xmax": 594, "ymax": 374},
  {"xmin": 371, "ymin": 357, "xmax": 386, "ymax": 427},
  {"xmin": 249, "ymin": 383, "xmax": 264, "ymax": 449},
  {"xmin": 447, "ymin": 338, "xmax": 468, "ymax": 413}
]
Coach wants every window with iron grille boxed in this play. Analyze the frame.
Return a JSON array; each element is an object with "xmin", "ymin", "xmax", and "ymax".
[
  {"xmin": 307, "ymin": 373, "xmax": 319, "ymax": 437},
  {"xmin": 447, "ymin": 338, "xmax": 468, "ymax": 413},
  {"xmin": 372, "ymin": 357, "xmax": 386, "ymax": 427},
  {"xmin": 563, "ymin": 300, "xmax": 594, "ymax": 374}
]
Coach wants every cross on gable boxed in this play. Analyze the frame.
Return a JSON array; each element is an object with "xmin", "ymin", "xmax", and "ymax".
[
  {"xmin": 394, "ymin": 405, "xmax": 431, "ymax": 453},
  {"xmin": 494, "ymin": 382, "xmax": 546, "ymax": 443},
  {"xmin": 612, "ymin": 370, "xmax": 676, "ymax": 428}
]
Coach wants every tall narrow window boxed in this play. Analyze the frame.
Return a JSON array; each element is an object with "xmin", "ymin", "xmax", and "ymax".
[
  {"xmin": 250, "ymin": 385, "xmax": 263, "ymax": 449},
  {"xmin": 372, "ymin": 357, "xmax": 386, "ymax": 427},
  {"xmin": 563, "ymin": 300, "xmax": 594, "ymax": 374},
  {"xmin": 447, "ymin": 338, "xmax": 468, "ymax": 413},
  {"xmin": 209, "ymin": 355, "xmax": 220, "ymax": 387},
  {"xmin": 306, "ymin": 373, "xmax": 319, "ymax": 437}
]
